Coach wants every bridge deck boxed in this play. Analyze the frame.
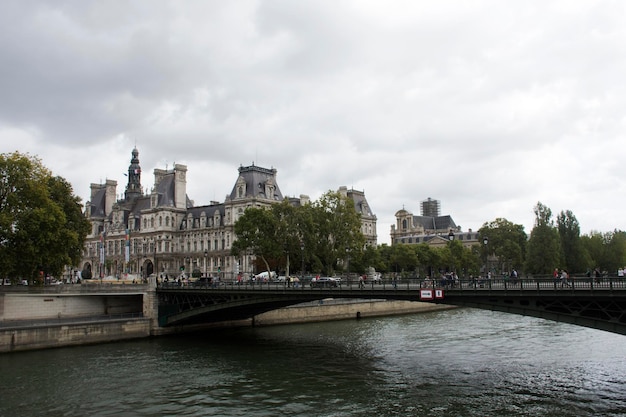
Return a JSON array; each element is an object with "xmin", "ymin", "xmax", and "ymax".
[{"xmin": 156, "ymin": 278, "xmax": 626, "ymax": 334}]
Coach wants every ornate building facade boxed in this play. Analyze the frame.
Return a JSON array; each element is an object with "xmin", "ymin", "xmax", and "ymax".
[
  {"xmin": 81, "ymin": 149, "xmax": 377, "ymax": 280},
  {"xmin": 390, "ymin": 199, "xmax": 479, "ymax": 248}
]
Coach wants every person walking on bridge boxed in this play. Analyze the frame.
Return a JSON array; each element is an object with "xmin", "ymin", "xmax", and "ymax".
[{"xmin": 560, "ymin": 269, "xmax": 570, "ymax": 288}]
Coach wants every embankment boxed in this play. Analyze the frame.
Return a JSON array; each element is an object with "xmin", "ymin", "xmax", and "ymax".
[
  {"xmin": 1, "ymin": 298, "xmax": 454, "ymax": 352},
  {"xmin": 253, "ymin": 299, "xmax": 454, "ymax": 326},
  {"xmin": 0, "ymin": 318, "xmax": 152, "ymax": 353}
]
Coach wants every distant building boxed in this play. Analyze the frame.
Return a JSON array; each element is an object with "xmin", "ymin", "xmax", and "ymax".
[
  {"xmin": 338, "ymin": 186, "xmax": 377, "ymax": 246},
  {"xmin": 390, "ymin": 200, "xmax": 479, "ymax": 247},
  {"xmin": 80, "ymin": 148, "xmax": 377, "ymax": 279},
  {"xmin": 420, "ymin": 197, "xmax": 440, "ymax": 218}
]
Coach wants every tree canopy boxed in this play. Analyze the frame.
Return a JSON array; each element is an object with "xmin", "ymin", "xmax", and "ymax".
[
  {"xmin": 232, "ymin": 191, "xmax": 365, "ymax": 276},
  {"xmin": 0, "ymin": 152, "xmax": 90, "ymax": 283}
]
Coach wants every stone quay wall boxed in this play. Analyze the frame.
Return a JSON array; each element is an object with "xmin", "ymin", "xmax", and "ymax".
[
  {"xmin": 1, "ymin": 284, "xmax": 455, "ymax": 352},
  {"xmin": 0, "ymin": 318, "xmax": 152, "ymax": 353},
  {"xmin": 253, "ymin": 299, "xmax": 454, "ymax": 326}
]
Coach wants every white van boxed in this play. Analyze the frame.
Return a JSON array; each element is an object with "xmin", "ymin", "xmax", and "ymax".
[{"xmin": 254, "ymin": 271, "xmax": 276, "ymax": 281}]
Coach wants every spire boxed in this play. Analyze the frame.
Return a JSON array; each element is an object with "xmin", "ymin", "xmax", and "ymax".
[{"xmin": 125, "ymin": 147, "xmax": 142, "ymax": 201}]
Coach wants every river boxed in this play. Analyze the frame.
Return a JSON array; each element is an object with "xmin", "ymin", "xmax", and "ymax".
[{"xmin": 1, "ymin": 308, "xmax": 625, "ymax": 417}]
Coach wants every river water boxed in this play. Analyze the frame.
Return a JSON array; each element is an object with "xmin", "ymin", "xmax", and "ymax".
[{"xmin": 1, "ymin": 308, "xmax": 625, "ymax": 417}]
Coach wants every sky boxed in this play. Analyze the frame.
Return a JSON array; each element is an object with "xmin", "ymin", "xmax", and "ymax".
[{"xmin": 1, "ymin": 1, "xmax": 625, "ymax": 244}]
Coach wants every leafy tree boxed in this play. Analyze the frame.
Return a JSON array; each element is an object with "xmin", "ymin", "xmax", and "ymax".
[
  {"xmin": 478, "ymin": 218, "xmax": 527, "ymax": 273},
  {"xmin": 446, "ymin": 239, "xmax": 481, "ymax": 278},
  {"xmin": 414, "ymin": 243, "xmax": 438, "ymax": 277},
  {"xmin": 525, "ymin": 202, "xmax": 561, "ymax": 274},
  {"xmin": 0, "ymin": 152, "xmax": 90, "ymax": 282},
  {"xmin": 232, "ymin": 191, "xmax": 365, "ymax": 277},
  {"xmin": 389, "ymin": 244, "xmax": 417, "ymax": 276},
  {"xmin": 580, "ymin": 232, "xmax": 607, "ymax": 272},
  {"xmin": 231, "ymin": 206, "xmax": 280, "ymax": 275},
  {"xmin": 308, "ymin": 191, "xmax": 365, "ymax": 275},
  {"xmin": 604, "ymin": 230, "xmax": 626, "ymax": 274},
  {"xmin": 556, "ymin": 210, "xmax": 590, "ymax": 273},
  {"xmin": 351, "ymin": 243, "xmax": 382, "ymax": 275}
]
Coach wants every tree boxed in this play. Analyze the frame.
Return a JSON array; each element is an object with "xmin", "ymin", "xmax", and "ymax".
[
  {"xmin": 231, "ymin": 191, "xmax": 365, "ymax": 277},
  {"xmin": 478, "ymin": 218, "xmax": 527, "ymax": 274},
  {"xmin": 604, "ymin": 230, "xmax": 626, "ymax": 274},
  {"xmin": 0, "ymin": 152, "xmax": 90, "ymax": 282},
  {"xmin": 389, "ymin": 244, "xmax": 417, "ymax": 277},
  {"xmin": 525, "ymin": 202, "xmax": 561, "ymax": 275},
  {"xmin": 581, "ymin": 231, "xmax": 607, "ymax": 272},
  {"xmin": 231, "ymin": 206, "xmax": 280, "ymax": 275},
  {"xmin": 308, "ymin": 191, "xmax": 365, "ymax": 275},
  {"xmin": 556, "ymin": 210, "xmax": 590, "ymax": 273},
  {"xmin": 446, "ymin": 239, "xmax": 481, "ymax": 278}
]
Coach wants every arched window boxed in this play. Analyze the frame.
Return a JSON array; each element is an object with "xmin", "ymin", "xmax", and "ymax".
[{"xmin": 159, "ymin": 216, "xmax": 163, "ymax": 226}]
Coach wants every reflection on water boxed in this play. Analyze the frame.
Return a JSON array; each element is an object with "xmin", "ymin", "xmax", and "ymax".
[{"xmin": 1, "ymin": 308, "xmax": 625, "ymax": 417}]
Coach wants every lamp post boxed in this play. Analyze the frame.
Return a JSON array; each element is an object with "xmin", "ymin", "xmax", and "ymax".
[
  {"xmin": 300, "ymin": 241, "xmax": 305, "ymax": 282},
  {"xmin": 483, "ymin": 236, "xmax": 489, "ymax": 278},
  {"xmin": 204, "ymin": 250, "xmax": 208, "ymax": 278},
  {"xmin": 345, "ymin": 247, "xmax": 350, "ymax": 282},
  {"xmin": 448, "ymin": 230, "xmax": 455, "ymax": 277},
  {"xmin": 284, "ymin": 244, "xmax": 290, "ymax": 283}
]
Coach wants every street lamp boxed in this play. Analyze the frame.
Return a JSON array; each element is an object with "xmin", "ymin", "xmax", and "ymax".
[
  {"xmin": 300, "ymin": 241, "xmax": 305, "ymax": 282},
  {"xmin": 204, "ymin": 250, "xmax": 208, "ymax": 278},
  {"xmin": 448, "ymin": 230, "xmax": 455, "ymax": 241},
  {"xmin": 345, "ymin": 247, "xmax": 350, "ymax": 282},
  {"xmin": 483, "ymin": 236, "xmax": 489, "ymax": 278}
]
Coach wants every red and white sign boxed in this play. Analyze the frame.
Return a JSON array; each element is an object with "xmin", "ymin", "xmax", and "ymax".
[
  {"xmin": 420, "ymin": 289, "xmax": 434, "ymax": 300},
  {"xmin": 435, "ymin": 289, "xmax": 444, "ymax": 299}
]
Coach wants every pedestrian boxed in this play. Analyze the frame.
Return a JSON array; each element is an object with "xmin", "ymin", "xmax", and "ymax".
[{"xmin": 560, "ymin": 269, "xmax": 570, "ymax": 288}]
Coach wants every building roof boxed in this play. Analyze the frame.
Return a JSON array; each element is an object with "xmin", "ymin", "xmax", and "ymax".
[
  {"xmin": 229, "ymin": 165, "xmax": 283, "ymax": 200},
  {"xmin": 412, "ymin": 214, "xmax": 456, "ymax": 231}
]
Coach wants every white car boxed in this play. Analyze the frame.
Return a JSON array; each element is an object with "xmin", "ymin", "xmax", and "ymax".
[{"xmin": 311, "ymin": 277, "xmax": 340, "ymax": 288}]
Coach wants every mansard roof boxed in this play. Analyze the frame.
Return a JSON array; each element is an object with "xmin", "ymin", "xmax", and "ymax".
[
  {"xmin": 229, "ymin": 164, "xmax": 283, "ymax": 200},
  {"xmin": 413, "ymin": 214, "xmax": 456, "ymax": 231},
  {"xmin": 186, "ymin": 204, "xmax": 224, "ymax": 219},
  {"xmin": 345, "ymin": 188, "xmax": 376, "ymax": 218}
]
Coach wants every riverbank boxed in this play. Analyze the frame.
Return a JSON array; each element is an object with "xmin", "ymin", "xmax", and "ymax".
[
  {"xmin": 253, "ymin": 299, "xmax": 454, "ymax": 326},
  {"xmin": 1, "ymin": 300, "xmax": 453, "ymax": 352}
]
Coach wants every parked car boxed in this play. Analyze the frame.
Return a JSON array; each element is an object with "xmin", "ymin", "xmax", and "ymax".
[
  {"xmin": 193, "ymin": 277, "xmax": 213, "ymax": 287},
  {"xmin": 310, "ymin": 277, "xmax": 340, "ymax": 288}
]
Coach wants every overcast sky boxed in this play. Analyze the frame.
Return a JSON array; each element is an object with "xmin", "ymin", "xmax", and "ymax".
[{"xmin": 1, "ymin": 1, "xmax": 625, "ymax": 244}]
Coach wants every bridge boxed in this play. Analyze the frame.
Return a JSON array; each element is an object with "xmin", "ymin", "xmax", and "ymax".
[{"xmin": 156, "ymin": 277, "xmax": 626, "ymax": 335}]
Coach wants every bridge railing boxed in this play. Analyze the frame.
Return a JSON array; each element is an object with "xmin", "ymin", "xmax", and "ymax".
[{"xmin": 157, "ymin": 275, "xmax": 626, "ymax": 292}]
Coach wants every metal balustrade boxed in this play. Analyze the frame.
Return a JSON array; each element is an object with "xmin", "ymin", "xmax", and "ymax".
[{"xmin": 157, "ymin": 276, "xmax": 626, "ymax": 292}]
